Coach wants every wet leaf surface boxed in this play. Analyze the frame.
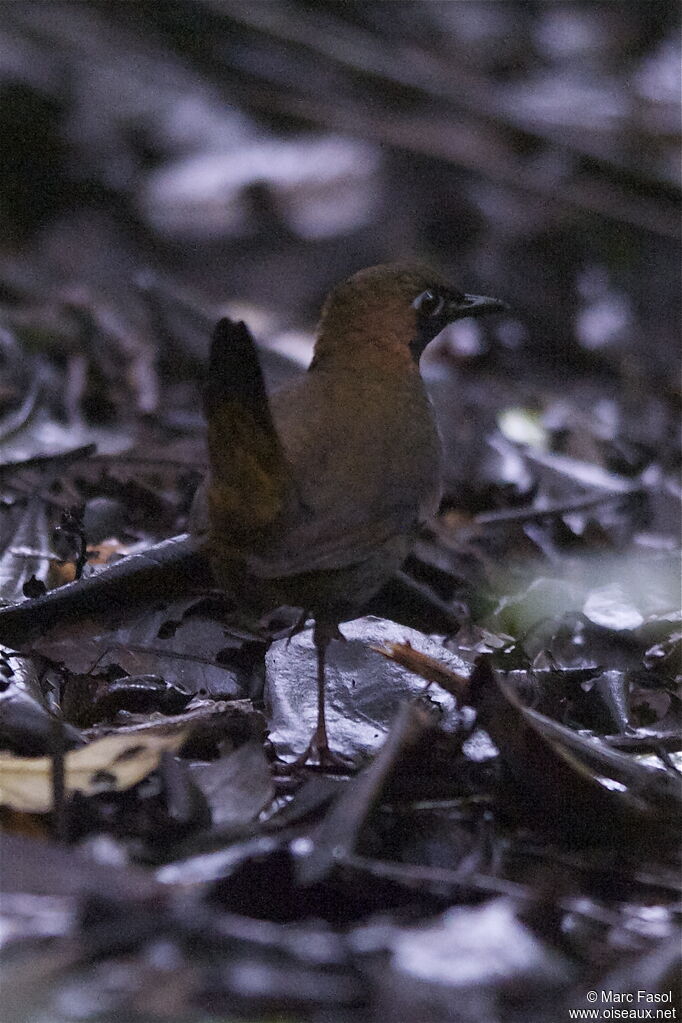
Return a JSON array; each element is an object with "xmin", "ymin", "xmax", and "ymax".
[
  {"xmin": 190, "ymin": 741, "xmax": 274, "ymax": 831},
  {"xmin": 266, "ymin": 617, "xmax": 467, "ymax": 765}
]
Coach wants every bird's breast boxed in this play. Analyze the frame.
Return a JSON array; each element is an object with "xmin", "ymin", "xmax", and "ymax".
[{"xmin": 272, "ymin": 365, "xmax": 443, "ymax": 526}]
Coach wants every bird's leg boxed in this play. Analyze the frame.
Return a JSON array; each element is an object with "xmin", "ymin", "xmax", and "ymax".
[
  {"xmin": 293, "ymin": 620, "xmax": 348, "ymax": 771},
  {"xmin": 312, "ymin": 623, "xmax": 332, "ymax": 759}
]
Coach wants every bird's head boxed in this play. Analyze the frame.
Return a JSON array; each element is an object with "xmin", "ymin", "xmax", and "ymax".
[{"xmin": 313, "ymin": 263, "xmax": 506, "ymax": 368}]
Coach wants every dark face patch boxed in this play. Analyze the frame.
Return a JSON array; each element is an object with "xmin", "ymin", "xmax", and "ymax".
[
  {"xmin": 409, "ymin": 286, "xmax": 506, "ymax": 362},
  {"xmin": 409, "ymin": 285, "xmax": 465, "ymax": 362}
]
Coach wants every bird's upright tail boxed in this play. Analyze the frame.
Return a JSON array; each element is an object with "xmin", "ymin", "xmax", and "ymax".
[{"xmin": 203, "ymin": 317, "xmax": 292, "ymax": 549}]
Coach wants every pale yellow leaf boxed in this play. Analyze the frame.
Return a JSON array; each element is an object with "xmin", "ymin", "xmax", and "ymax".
[{"xmin": 0, "ymin": 731, "xmax": 188, "ymax": 813}]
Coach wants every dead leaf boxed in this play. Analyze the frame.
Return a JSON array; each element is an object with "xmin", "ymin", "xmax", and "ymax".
[
  {"xmin": 0, "ymin": 730, "xmax": 187, "ymax": 813},
  {"xmin": 470, "ymin": 659, "xmax": 682, "ymax": 843},
  {"xmin": 372, "ymin": 640, "xmax": 469, "ymax": 702}
]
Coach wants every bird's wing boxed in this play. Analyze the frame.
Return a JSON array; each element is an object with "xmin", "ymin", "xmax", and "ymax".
[
  {"xmin": 241, "ymin": 369, "xmax": 440, "ymax": 580},
  {"xmin": 203, "ymin": 317, "xmax": 293, "ymax": 543},
  {"xmin": 244, "ymin": 501, "xmax": 419, "ymax": 579}
]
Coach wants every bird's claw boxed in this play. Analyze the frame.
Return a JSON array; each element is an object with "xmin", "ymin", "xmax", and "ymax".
[{"xmin": 292, "ymin": 727, "xmax": 350, "ymax": 773}]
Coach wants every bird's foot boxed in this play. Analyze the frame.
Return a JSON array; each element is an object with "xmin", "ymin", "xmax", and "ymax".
[{"xmin": 292, "ymin": 726, "xmax": 350, "ymax": 773}]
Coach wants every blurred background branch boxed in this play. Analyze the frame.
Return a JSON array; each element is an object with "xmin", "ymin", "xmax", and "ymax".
[{"xmin": 0, "ymin": 0, "xmax": 679, "ymax": 371}]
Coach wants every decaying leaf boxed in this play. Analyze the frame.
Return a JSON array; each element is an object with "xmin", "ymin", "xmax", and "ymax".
[
  {"xmin": 469, "ymin": 659, "xmax": 682, "ymax": 843},
  {"xmin": 190, "ymin": 741, "xmax": 274, "ymax": 829},
  {"xmin": 376, "ymin": 646, "xmax": 682, "ymax": 843},
  {"xmin": 0, "ymin": 729, "xmax": 187, "ymax": 813}
]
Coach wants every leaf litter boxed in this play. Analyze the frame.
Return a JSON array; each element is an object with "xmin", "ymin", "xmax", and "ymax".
[{"xmin": 0, "ymin": 3, "xmax": 680, "ymax": 1020}]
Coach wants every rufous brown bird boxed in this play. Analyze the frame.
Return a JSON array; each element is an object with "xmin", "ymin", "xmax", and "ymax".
[{"xmin": 190, "ymin": 263, "xmax": 505, "ymax": 767}]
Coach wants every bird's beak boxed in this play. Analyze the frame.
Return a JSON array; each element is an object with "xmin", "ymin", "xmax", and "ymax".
[{"xmin": 446, "ymin": 294, "xmax": 508, "ymax": 321}]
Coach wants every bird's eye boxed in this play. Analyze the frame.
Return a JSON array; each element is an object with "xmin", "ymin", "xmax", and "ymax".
[{"xmin": 412, "ymin": 290, "xmax": 445, "ymax": 317}]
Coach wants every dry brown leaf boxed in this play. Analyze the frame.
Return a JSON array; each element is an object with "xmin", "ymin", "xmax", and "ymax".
[{"xmin": 372, "ymin": 640, "xmax": 469, "ymax": 702}]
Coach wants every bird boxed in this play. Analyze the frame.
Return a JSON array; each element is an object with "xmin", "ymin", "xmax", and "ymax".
[{"xmin": 190, "ymin": 263, "xmax": 505, "ymax": 767}]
